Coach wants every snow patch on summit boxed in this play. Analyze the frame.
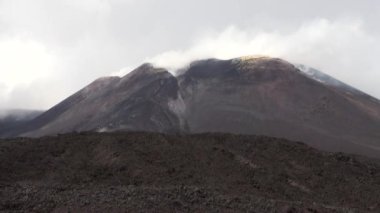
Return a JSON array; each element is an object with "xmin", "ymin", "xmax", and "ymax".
[{"xmin": 295, "ymin": 64, "xmax": 369, "ymax": 97}]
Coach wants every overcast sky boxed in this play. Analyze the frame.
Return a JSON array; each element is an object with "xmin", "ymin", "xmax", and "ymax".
[{"xmin": 0, "ymin": 0, "xmax": 379, "ymax": 110}]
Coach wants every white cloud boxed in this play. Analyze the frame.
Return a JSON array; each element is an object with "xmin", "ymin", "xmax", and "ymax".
[
  {"xmin": 0, "ymin": 37, "xmax": 56, "ymax": 86},
  {"xmin": 147, "ymin": 18, "xmax": 379, "ymax": 98},
  {"xmin": 0, "ymin": 37, "xmax": 58, "ymax": 109},
  {"xmin": 148, "ymin": 18, "xmax": 369, "ymax": 69},
  {"xmin": 0, "ymin": 0, "xmax": 379, "ymax": 111},
  {"xmin": 63, "ymin": 0, "xmax": 111, "ymax": 13}
]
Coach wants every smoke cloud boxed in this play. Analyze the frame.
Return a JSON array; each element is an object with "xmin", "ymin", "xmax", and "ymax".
[{"xmin": 147, "ymin": 18, "xmax": 379, "ymax": 99}]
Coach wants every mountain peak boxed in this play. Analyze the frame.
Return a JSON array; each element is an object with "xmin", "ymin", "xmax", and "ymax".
[
  {"xmin": 234, "ymin": 55, "xmax": 271, "ymax": 61},
  {"xmin": 81, "ymin": 76, "xmax": 120, "ymax": 96},
  {"xmin": 133, "ymin": 63, "xmax": 168, "ymax": 74},
  {"xmin": 232, "ymin": 56, "xmax": 294, "ymax": 68},
  {"xmin": 120, "ymin": 63, "xmax": 172, "ymax": 82}
]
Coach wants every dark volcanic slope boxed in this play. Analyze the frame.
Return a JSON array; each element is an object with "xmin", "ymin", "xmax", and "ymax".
[
  {"xmin": 8, "ymin": 56, "xmax": 380, "ymax": 158},
  {"xmin": 18, "ymin": 64, "xmax": 181, "ymax": 137},
  {"xmin": 178, "ymin": 57, "xmax": 380, "ymax": 158},
  {"xmin": 1, "ymin": 132, "xmax": 380, "ymax": 212}
]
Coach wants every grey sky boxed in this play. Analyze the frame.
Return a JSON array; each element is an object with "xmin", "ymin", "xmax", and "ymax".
[{"xmin": 0, "ymin": 0, "xmax": 379, "ymax": 110}]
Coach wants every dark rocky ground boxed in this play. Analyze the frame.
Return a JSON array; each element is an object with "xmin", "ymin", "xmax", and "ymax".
[{"xmin": 0, "ymin": 132, "xmax": 380, "ymax": 212}]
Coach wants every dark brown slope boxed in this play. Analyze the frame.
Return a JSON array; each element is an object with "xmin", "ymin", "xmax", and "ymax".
[
  {"xmin": 20, "ymin": 64, "xmax": 181, "ymax": 137},
  {"xmin": 178, "ymin": 57, "xmax": 380, "ymax": 158},
  {"xmin": 1, "ymin": 132, "xmax": 380, "ymax": 212}
]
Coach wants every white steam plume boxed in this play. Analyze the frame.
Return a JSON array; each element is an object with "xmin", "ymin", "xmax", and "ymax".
[{"xmin": 143, "ymin": 18, "xmax": 379, "ymax": 98}]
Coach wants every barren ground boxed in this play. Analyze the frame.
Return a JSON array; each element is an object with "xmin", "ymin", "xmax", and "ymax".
[{"xmin": 1, "ymin": 132, "xmax": 379, "ymax": 212}]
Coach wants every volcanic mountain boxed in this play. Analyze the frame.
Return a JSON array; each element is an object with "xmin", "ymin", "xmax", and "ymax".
[{"xmin": 3, "ymin": 56, "xmax": 380, "ymax": 158}]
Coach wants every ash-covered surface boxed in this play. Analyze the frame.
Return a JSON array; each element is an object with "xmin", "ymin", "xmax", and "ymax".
[{"xmin": 1, "ymin": 132, "xmax": 380, "ymax": 212}]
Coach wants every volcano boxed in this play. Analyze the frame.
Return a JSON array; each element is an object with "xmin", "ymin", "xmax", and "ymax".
[{"xmin": 3, "ymin": 57, "xmax": 380, "ymax": 158}]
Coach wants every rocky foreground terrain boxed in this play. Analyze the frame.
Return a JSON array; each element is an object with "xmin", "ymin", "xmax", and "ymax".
[{"xmin": 1, "ymin": 132, "xmax": 380, "ymax": 212}]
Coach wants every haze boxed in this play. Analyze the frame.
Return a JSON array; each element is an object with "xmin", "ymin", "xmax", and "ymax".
[{"xmin": 0, "ymin": 0, "xmax": 379, "ymax": 110}]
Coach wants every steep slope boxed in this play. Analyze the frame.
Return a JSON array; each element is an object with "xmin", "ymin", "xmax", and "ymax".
[
  {"xmin": 21, "ymin": 64, "xmax": 181, "ymax": 137},
  {"xmin": 297, "ymin": 64, "xmax": 380, "ymax": 120},
  {"xmin": 1, "ymin": 132, "xmax": 380, "ymax": 212},
  {"xmin": 178, "ymin": 57, "xmax": 380, "ymax": 157}
]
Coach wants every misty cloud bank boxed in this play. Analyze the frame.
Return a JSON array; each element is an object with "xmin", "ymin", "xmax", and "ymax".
[{"xmin": 0, "ymin": 0, "xmax": 379, "ymax": 110}]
